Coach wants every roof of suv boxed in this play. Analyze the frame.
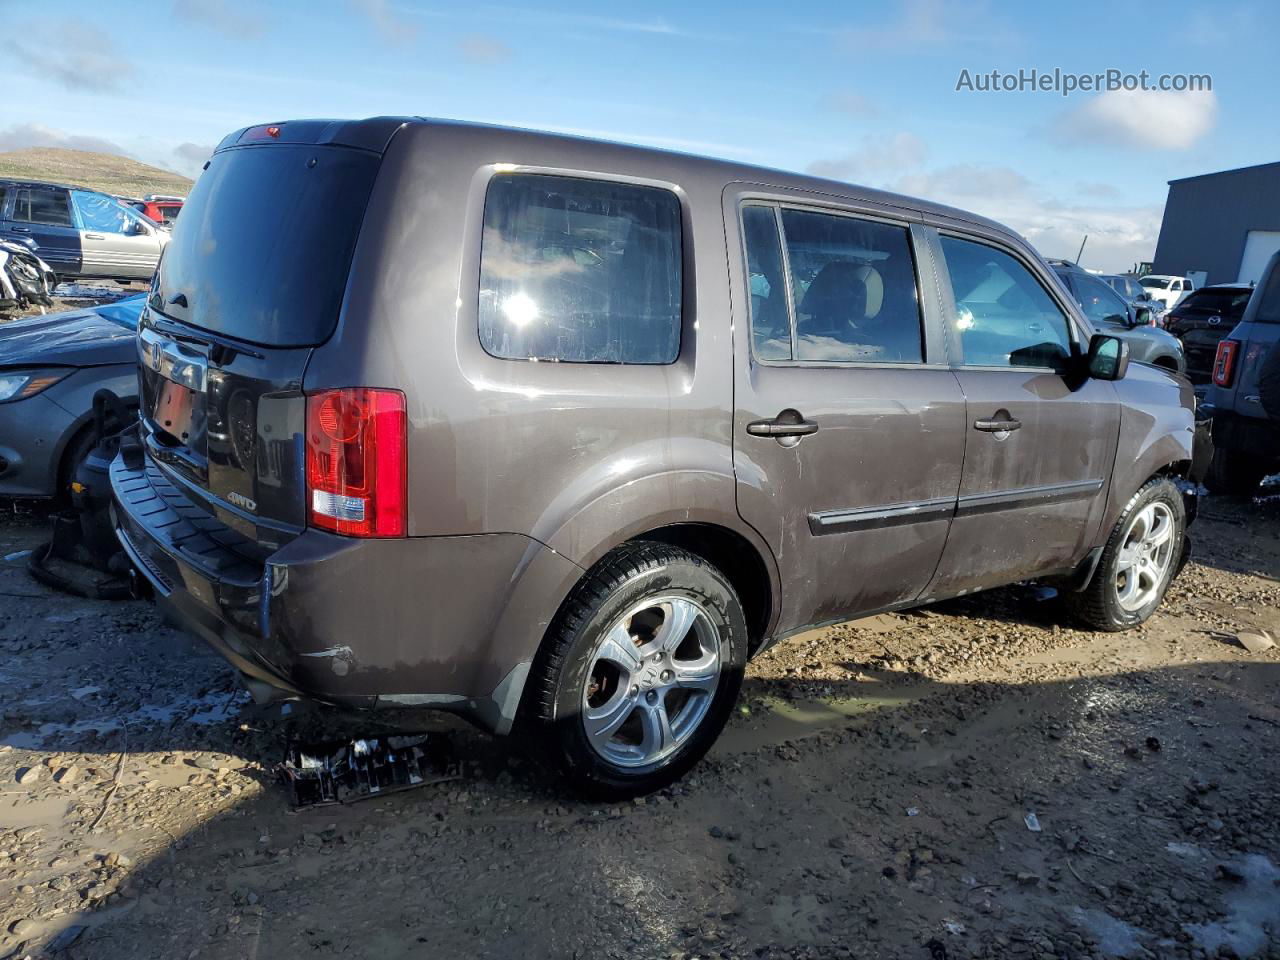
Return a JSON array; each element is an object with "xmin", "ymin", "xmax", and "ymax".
[{"xmin": 213, "ymin": 116, "xmax": 1020, "ymax": 242}]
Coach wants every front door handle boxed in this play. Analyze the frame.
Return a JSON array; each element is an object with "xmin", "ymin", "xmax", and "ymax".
[
  {"xmin": 974, "ymin": 411, "xmax": 1022, "ymax": 433},
  {"xmin": 747, "ymin": 410, "xmax": 819, "ymax": 438},
  {"xmin": 9, "ymin": 226, "xmax": 31, "ymax": 233},
  {"xmin": 84, "ymin": 232, "xmax": 105, "ymax": 240}
]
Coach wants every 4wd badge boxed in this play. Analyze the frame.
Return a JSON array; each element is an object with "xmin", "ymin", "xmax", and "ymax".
[{"xmin": 227, "ymin": 491, "xmax": 257, "ymax": 513}]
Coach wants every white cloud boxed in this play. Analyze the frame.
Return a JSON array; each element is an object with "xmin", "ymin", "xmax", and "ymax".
[
  {"xmin": 171, "ymin": 0, "xmax": 265, "ymax": 38},
  {"xmin": 892, "ymin": 164, "xmax": 1161, "ymax": 273},
  {"xmin": 459, "ymin": 34, "xmax": 512, "ymax": 64},
  {"xmin": 4, "ymin": 20, "xmax": 133, "ymax": 92},
  {"xmin": 0, "ymin": 123, "xmax": 128, "ymax": 156},
  {"xmin": 349, "ymin": 0, "xmax": 419, "ymax": 44},
  {"xmin": 172, "ymin": 142, "xmax": 215, "ymax": 177},
  {"xmin": 826, "ymin": 0, "xmax": 1019, "ymax": 49},
  {"xmin": 823, "ymin": 90, "xmax": 877, "ymax": 118},
  {"xmin": 806, "ymin": 133, "xmax": 928, "ymax": 181},
  {"xmin": 1050, "ymin": 88, "xmax": 1218, "ymax": 151}
]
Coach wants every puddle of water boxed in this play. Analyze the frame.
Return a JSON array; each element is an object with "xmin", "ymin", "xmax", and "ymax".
[{"xmin": 717, "ymin": 690, "xmax": 921, "ymax": 754}]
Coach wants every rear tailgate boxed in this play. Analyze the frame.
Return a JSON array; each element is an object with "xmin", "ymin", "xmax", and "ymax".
[{"xmin": 135, "ymin": 122, "xmax": 396, "ymax": 551}]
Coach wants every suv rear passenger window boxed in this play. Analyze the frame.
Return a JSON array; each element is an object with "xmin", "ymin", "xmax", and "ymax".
[
  {"xmin": 940, "ymin": 235, "xmax": 1073, "ymax": 369},
  {"xmin": 783, "ymin": 209, "xmax": 923, "ymax": 362},
  {"xmin": 479, "ymin": 174, "xmax": 682, "ymax": 364},
  {"xmin": 11, "ymin": 188, "xmax": 73, "ymax": 227}
]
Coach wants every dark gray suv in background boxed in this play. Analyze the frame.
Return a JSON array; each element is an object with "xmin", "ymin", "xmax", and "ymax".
[{"xmin": 111, "ymin": 118, "xmax": 1203, "ymax": 796}]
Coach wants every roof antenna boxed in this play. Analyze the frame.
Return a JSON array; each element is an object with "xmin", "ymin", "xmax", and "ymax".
[{"xmin": 1075, "ymin": 235, "xmax": 1088, "ymax": 266}]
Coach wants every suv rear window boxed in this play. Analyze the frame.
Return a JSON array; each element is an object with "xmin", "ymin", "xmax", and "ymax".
[
  {"xmin": 1179, "ymin": 287, "xmax": 1253, "ymax": 315},
  {"xmin": 156, "ymin": 144, "xmax": 379, "ymax": 347},
  {"xmin": 478, "ymin": 173, "xmax": 682, "ymax": 364},
  {"xmin": 1256, "ymin": 263, "xmax": 1280, "ymax": 324}
]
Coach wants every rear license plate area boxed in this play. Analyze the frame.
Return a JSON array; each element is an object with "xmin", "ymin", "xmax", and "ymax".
[{"xmin": 153, "ymin": 379, "xmax": 195, "ymax": 443}]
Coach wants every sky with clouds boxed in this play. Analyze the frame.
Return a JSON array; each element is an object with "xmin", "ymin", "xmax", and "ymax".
[{"xmin": 3, "ymin": 0, "xmax": 1276, "ymax": 272}]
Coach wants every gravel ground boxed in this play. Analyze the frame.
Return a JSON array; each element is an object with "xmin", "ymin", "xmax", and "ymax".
[{"xmin": 0, "ymin": 489, "xmax": 1278, "ymax": 959}]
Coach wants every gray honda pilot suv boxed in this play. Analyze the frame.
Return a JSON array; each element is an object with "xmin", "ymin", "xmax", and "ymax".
[{"xmin": 111, "ymin": 118, "xmax": 1205, "ymax": 796}]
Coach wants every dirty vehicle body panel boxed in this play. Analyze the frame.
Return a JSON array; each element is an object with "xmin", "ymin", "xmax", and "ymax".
[{"xmin": 111, "ymin": 118, "xmax": 1198, "ymax": 736}]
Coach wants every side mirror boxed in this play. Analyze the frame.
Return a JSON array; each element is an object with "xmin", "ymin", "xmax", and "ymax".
[
  {"xmin": 1133, "ymin": 306, "xmax": 1151, "ymax": 327},
  {"xmin": 1087, "ymin": 333, "xmax": 1130, "ymax": 381}
]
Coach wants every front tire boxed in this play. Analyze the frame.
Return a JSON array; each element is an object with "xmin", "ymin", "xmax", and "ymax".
[
  {"xmin": 525, "ymin": 542, "xmax": 747, "ymax": 799},
  {"xmin": 1067, "ymin": 476, "xmax": 1185, "ymax": 632}
]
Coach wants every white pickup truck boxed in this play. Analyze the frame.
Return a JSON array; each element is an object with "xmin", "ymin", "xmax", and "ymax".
[{"xmin": 1139, "ymin": 274, "xmax": 1196, "ymax": 311}]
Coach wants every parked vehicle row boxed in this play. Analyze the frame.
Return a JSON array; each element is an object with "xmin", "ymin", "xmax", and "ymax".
[
  {"xmin": 101, "ymin": 117, "xmax": 1207, "ymax": 796},
  {"xmin": 0, "ymin": 179, "xmax": 168, "ymax": 284},
  {"xmin": 1047, "ymin": 259, "xmax": 1185, "ymax": 373}
]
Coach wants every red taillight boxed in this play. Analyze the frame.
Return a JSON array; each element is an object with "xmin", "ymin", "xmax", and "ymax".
[
  {"xmin": 1212, "ymin": 340, "xmax": 1239, "ymax": 387},
  {"xmin": 306, "ymin": 388, "xmax": 406, "ymax": 537}
]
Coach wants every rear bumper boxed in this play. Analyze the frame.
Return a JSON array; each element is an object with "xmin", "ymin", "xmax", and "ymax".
[{"xmin": 110, "ymin": 453, "xmax": 581, "ymax": 733}]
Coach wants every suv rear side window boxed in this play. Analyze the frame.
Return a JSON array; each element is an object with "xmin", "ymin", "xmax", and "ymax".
[
  {"xmin": 940, "ymin": 235, "xmax": 1072, "ymax": 369},
  {"xmin": 1256, "ymin": 263, "xmax": 1280, "ymax": 324},
  {"xmin": 741, "ymin": 204, "xmax": 924, "ymax": 363},
  {"xmin": 11, "ymin": 188, "xmax": 73, "ymax": 227},
  {"xmin": 479, "ymin": 173, "xmax": 682, "ymax": 364}
]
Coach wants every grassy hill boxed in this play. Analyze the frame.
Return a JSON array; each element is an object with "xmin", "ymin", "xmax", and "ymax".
[{"xmin": 0, "ymin": 147, "xmax": 192, "ymax": 199}]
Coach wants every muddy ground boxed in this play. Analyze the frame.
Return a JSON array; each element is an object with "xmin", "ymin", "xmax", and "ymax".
[{"xmin": 0, "ymin": 489, "xmax": 1278, "ymax": 960}]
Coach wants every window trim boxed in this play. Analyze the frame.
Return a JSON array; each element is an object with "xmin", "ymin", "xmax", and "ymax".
[
  {"xmin": 737, "ymin": 198, "xmax": 933, "ymax": 369},
  {"xmin": 475, "ymin": 169, "xmax": 687, "ymax": 366},
  {"xmin": 933, "ymin": 228, "xmax": 1085, "ymax": 374}
]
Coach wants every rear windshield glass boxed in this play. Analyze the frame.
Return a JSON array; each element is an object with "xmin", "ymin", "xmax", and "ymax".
[
  {"xmin": 1179, "ymin": 287, "xmax": 1253, "ymax": 315},
  {"xmin": 156, "ymin": 144, "xmax": 379, "ymax": 347},
  {"xmin": 1256, "ymin": 264, "xmax": 1280, "ymax": 324}
]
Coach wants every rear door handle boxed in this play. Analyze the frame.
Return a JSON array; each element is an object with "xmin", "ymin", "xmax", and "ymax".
[
  {"xmin": 9, "ymin": 226, "xmax": 31, "ymax": 233},
  {"xmin": 747, "ymin": 411, "xmax": 819, "ymax": 438},
  {"xmin": 84, "ymin": 232, "xmax": 105, "ymax": 240}
]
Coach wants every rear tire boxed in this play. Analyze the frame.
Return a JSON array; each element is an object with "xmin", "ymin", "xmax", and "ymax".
[
  {"xmin": 1204, "ymin": 448, "xmax": 1266, "ymax": 497},
  {"xmin": 524, "ymin": 542, "xmax": 747, "ymax": 799},
  {"xmin": 1067, "ymin": 476, "xmax": 1184, "ymax": 632}
]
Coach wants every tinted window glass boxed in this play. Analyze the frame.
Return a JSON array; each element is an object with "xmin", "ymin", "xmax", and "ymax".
[
  {"xmin": 1178, "ymin": 287, "xmax": 1252, "ymax": 316},
  {"xmin": 941, "ymin": 236, "xmax": 1072, "ymax": 368},
  {"xmin": 1255, "ymin": 263, "xmax": 1280, "ymax": 324},
  {"xmin": 71, "ymin": 191, "xmax": 133, "ymax": 234},
  {"xmin": 11, "ymin": 188, "xmax": 72, "ymax": 227},
  {"xmin": 1075, "ymin": 273, "xmax": 1132, "ymax": 327},
  {"xmin": 157, "ymin": 144, "xmax": 379, "ymax": 347},
  {"xmin": 479, "ymin": 174, "xmax": 682, "ymax": 364},
  {"xmin": 1140, "ymin": 277, "xmax": 1169, "ymax": 289},
  {"xmin": 779, "ymin": 208, "xmax": 922, "ymax": 363},
  {"xmin": 742, "ymin": 205, "xmax": 791, "ymax": 361}
]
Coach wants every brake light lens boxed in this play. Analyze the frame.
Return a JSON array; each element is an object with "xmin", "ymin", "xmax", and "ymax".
[
  {"xmin": 1212, "ymin": 340, "xmax": 1239, "ymax": 388},
  {"xmin": 306, "ymin": 388, "xmax": 406, "ymax": 537}
]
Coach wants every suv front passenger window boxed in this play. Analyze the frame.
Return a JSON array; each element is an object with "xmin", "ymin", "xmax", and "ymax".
[{"xmin": 940, "ymin": 235, "xmax": 1073, "ymax": 369}]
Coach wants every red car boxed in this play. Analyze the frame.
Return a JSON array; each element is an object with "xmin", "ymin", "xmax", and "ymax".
[{"xmin": 125, "ymin": 194, "xmax": 183, "ymax": 227}]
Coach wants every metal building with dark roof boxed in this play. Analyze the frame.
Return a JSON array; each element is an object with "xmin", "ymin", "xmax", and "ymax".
[{"xmin": 1151, "ymin": 161, "xmax": 1280, "ymax": 286}]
